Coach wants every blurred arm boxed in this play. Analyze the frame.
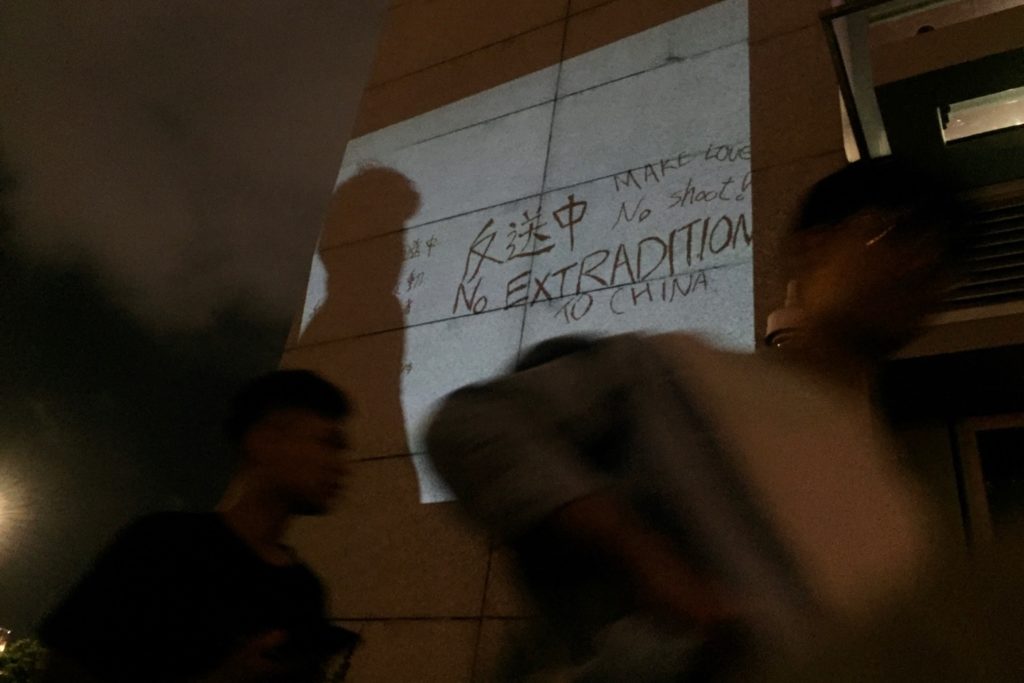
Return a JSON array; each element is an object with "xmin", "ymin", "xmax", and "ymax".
[
  {"xmin": 427, "ymin": 335, "xmax": 730, "ymax": 625},
  {"xmin": 543, "ymin": 491, "xmax": 732, "ymax": 626},
  {"xmin": 425, "ymin": 338, "xmax": 645, "ymax": 539}
]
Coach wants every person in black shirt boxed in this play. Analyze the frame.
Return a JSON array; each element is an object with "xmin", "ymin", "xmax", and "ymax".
[{"xmin": 39, "ymin": 370, "xmax": 357, "ymax": 682}]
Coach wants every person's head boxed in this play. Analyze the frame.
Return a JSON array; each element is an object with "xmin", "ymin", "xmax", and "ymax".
[
  {"xmin": 788, "ymin": 157, "xmax": 967, "ymax": 356},
  {"xmin": 514, "ymin": 335, "xmax": 625, "ymax": 471},
  {"xmin": 514, "ymin": 335, "xmax": 599, "ymax": 372},
  {"xmin": 225, "ymin": 370, "xmax": 351, "ymax": 515}
]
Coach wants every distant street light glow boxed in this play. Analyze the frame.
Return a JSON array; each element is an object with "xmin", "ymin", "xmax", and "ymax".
[{"xmin": 0, "ymin": 462, "xmax": 32, "ymax": 560}]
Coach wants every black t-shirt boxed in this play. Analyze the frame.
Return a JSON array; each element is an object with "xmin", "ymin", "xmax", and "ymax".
[{"xmin": 40, "ymin": 511, "xmax": 354, "ymax": 682}]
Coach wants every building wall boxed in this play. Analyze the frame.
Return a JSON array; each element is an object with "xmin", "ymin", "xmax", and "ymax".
[
  {"xmin": 281, "ymin": 1, "xmax": 846, "ymax": 680},
  {"xmin": 748, "ymin": 0, "xmax": 845, "ymax": 336}
]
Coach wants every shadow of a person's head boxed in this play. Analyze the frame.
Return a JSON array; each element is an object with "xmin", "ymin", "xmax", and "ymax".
[
  {"xmin": 312, "ymin": 165, "xmax": 419, "ymax": 323},
  {"xmin": 326, "ymin": 165, "xmax": 421, "ymax": 246},
  {"xmin": 299, "ymin": 166, "xmax": 422, "ymax": 454}
]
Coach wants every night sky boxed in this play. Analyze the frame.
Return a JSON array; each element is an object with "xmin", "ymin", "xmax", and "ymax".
[{"xmin": 0, "ymin": 0, "xmax": 387, "ymax": 635}]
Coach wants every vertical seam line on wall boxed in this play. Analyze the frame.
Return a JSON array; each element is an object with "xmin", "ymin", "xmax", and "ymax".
[
  {"xmin": 469, "ymin": 13, "xmax": 573, "ymax": 678},
  {"xmin": 468, "ymin": 551, "xmax": 494, "ymax": 681},
  {"xmin": 366, "ymin": 18, "xmax": 565, "ymax": 92},
  {"xmin": 366, "ymin": 0, "xmax": 626, "ymax": 93},
  {"xmin": 363, "ymin": 35, "xmax": 751, "ymax": 156},
  {"xmin": 509, "ymin": 1, "xmax": 573, "ymax": 369},
  {"xmin": 287, "ymin": 259, "xmax": 748, "ymax": 356}
]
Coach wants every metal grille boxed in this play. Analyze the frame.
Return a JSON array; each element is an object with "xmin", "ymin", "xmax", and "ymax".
[{"xmin": 944, "ymin": 203, "xmax": 1024, "ymax": 310}]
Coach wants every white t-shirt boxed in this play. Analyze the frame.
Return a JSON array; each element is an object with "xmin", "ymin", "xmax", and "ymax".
[{"xmin": 427, "ymin": 332, "xmax": 935, "ymax": 651}]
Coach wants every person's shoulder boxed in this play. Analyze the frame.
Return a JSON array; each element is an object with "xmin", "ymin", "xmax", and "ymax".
[
  {"xmin": 647, "ymin": 330, "xmax": 713, "ymax": 352},
  {"xmin": 108, "ymin": 510, "xmax": 220, "ymax": 554},
  {"xmin": 117, "ymin": 509, "xmax": 209, "ymax": 536},
  {"xmin": 644, "ymin": 332, "xmax": 767, "ymax": 387},
  {"xmin": 38, "ymin": 513, "xmax": 210, "ymax": 647},
  {"xmin": 647, "ymin": 331, "xmax": 753, "ymax": 363},
  {"xmin": 592, "ymin": 332, "xmax": 661, "ymax": 359}
]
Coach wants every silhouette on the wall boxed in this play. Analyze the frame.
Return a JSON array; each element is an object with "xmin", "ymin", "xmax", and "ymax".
[{"xmin": 300, "ymin": 166, "xmax": 421, "ymax": 458}]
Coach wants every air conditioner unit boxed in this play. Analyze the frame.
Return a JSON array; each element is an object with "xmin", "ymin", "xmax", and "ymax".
[{"xmin": 899, "ymin": 180, "xmax": 1024, "ymax": 358}]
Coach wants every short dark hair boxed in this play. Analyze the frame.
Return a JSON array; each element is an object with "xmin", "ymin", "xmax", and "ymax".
[
  {"xmin": 797, "ymin": 157, "xmax": 967, "ymax": 253},
  {"xmin": 224, "ymin": 370, "xmax": 350, "ymax": 445}
]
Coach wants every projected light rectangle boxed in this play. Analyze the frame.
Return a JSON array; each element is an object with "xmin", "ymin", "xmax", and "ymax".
[{"xmin": 299, "ymin": 0, "xmax": 752, "ymax": 503}]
